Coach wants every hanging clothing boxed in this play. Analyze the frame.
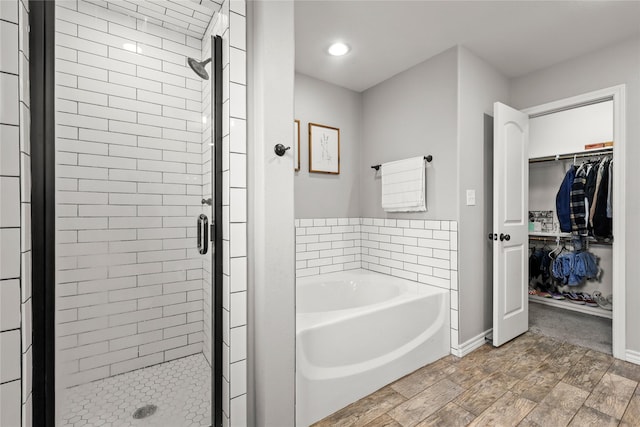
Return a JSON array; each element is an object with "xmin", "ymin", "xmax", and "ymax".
[
  {"xmin": 552, "ymin": 250, "xmax": 599, "ymax": 286},
  {"xmin": 529, "ymin": 248, "xmax": 552, "ymax": 282},
  {"xmin": 570, "ymin": 164, "xmax": 588, "ymax": 236},
  {"xmin": 529, "ymin": 251, "xmax": 541, "ymax": 280},
  {"xmin": 554, "ymin": 156, "xmax": 613, "ymax": 239},
  {"xmin": 592, "ymin": 158, "xmax": 612, "ymax": 238},
  {"xmin": 589, "ymin": 157, "xmax": 607, "ymax": 228},
  {"xmin": 556, "ymin": 167, "xmax": 575, "ymax": 233},
  {"xmin": 607, "ymin": 160, "xmax": 613, "ymax": 219},
  {"xmin": 584, "ymin": 162, "xmax": 599, "ymax": 234}
]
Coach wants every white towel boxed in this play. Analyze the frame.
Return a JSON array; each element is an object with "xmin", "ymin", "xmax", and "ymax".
[{"xmin": 381, "ymin": 156, "xmax": 426, "ymax": 212}]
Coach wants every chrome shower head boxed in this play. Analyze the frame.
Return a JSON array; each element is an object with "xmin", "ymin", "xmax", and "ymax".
[{"xmin": 187, "ymin": 57, "xmax": 212, "ymax": 80}]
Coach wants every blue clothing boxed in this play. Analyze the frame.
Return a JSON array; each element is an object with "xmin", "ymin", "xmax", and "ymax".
[
  {"xmin": 551, "ymin": 251, "xmax": 598, "ymax": 286},
  {"xmin": 556, "ymin": 167, "xmax": 575, "ymax": 233}
]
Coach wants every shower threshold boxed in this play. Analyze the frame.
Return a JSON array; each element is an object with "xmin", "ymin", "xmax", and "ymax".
[{"xmin": 60, "ymin": 353, "xmax": 211, "ymax": 427}]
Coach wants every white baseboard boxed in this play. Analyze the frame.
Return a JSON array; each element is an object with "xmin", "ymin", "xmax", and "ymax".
[
  {"xmin": 451, "ymin": 329, "xmax": 492, "ymax": 358},
  {"xmin": 626, "ymin": 349, "xmax": 640, "ymax": 365}
]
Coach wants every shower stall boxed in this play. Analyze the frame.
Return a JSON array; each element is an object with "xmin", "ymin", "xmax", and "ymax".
[{"xmin": 29, "ymin": 0, "xmax": 235, "ymax": 425}]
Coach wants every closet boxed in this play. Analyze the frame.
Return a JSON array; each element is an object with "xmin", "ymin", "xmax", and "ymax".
[{"xmin": 527, "ymin": 100, "xmax": 615, "ymax": 343}]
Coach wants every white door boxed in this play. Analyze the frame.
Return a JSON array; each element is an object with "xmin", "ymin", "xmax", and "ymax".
[{"xmin": 492, "ymin": 102, "xmax": 529, "ymax": 347}]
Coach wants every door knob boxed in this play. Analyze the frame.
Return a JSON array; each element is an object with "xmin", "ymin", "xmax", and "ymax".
[
  {"xmin": 274, "ymin": 143, "xmax": 290, "ymax": 156},
  {"xmin": 488, "ymin": 233, "xmax": 497, "ymax": 241},
  {"xmin": 499, "ymin": 233, "xmax": 511, "ymax": 241}
]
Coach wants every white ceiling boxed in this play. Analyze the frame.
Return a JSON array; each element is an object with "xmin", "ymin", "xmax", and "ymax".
[{"xmin": 295, "ymin": 1, "xmax": 640, "ymax": 92}]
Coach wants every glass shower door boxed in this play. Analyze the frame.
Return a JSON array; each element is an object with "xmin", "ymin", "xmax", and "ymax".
[{"xmin": 52, "ymin": 1, "xmax": 222, "ymax": 425}]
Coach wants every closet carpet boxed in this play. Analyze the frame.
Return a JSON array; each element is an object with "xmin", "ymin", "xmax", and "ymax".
[
  {"xmin": 312, "ymin": 332, "xmax": 640, "ymax": 427},
  {"xmin": 529, "ymin": 301, "xmax": 612, "ymax": 355}
]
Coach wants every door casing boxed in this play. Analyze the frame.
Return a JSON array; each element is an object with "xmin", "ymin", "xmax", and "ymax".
[{"xmin": 521, "ymin": 85, "xmax": 626, "ymax": 360}]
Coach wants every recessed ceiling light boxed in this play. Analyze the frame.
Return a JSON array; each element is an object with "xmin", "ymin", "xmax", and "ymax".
[{"xmin": 328, "ymin": 42, "xmax": 350, "ymax": 56}]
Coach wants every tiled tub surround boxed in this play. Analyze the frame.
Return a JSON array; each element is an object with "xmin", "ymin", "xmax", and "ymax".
[
  {"xmin": 295, "ymin": 218, "xmax": 362, "ymax": 277},
  {"xmin": 295, "ymin": 218, "xmax": 458, "ymax": 286},
  {"xmin": 54, "ymin": 1, "xmax": 212, "ymax": 387},
  {"xmin": 295, "ymin": 218, "xmax": 460, "ymax": 354},
  {"xmin": 0, "ymin": 0, "xmax": 32, "ymax": 425}
]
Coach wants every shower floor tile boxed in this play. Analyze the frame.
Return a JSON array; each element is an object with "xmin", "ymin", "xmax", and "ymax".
[{"xmin": 60, "ymin": 353, "xmax": 211, "ymax": 427}]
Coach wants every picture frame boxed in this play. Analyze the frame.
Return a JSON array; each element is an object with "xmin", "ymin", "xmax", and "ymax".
[
  {"xmin": 294, "ymin": 119, "xmax": 301, "ymax": 171},
  {"xmin": 309, "ymin": 123, "xmax": 340, "ymax": 174}
]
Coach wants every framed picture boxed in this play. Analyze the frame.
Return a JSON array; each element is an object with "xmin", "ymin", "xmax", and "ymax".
[
  {"xmin": 294, "ymin": 120, "xmax": 301, "ymax": 171},
  {"xmin": 309, "ymin": 123, "xmax": 340, "ymax": 174}
]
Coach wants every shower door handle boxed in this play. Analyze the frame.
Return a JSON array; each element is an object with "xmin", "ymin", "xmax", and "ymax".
[{"xmin": 197, "ymin": 214, "xmax": 209, "ymax": 255}]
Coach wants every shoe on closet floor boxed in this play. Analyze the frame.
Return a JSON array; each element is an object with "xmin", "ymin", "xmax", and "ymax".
[
  {"xmin": 592, "ymin": 291, "xmax": 613, "ymax": 310},
  {"xmin": 563, "ymin": 292, "xmax": 586, "ymax": 304},
  {"xmin": 578, "ymin": 292, "xmax": 599, "ymax": 307},
  {"xmin": 550, "ymin": 290, "xmax": 565, "ymax": 300}
]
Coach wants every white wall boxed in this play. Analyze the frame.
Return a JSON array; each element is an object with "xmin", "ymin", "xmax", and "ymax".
[
  {"xmin": 0, "ymin": 1, "xmax": 32, "ymax": 425},
  {"xmin": 360, "ymin": 47, "xmax": 458, "ymax": 220},
  {"xmin": 456, "ymin": 47, "xmax": 509, "ymax": 344},
  {"xmin": 248, "ymin": 1, "xmax": 296, "ymax": 425},
  {"xmin": 294, "ymin": 73, "xmax": 362, "ymax": 218},
  {"xmin": 509, "ymin": 35, "xmax": 640, "ymax": 355}
]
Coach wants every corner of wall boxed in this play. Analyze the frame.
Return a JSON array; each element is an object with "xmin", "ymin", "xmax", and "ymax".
[
  {"xmin": 0, "ymin": 1, "xmax": 32, "ymax": 425},
  {"xmin": 455, "ymin": 45, "xmax": 509, "ymax": 345}
]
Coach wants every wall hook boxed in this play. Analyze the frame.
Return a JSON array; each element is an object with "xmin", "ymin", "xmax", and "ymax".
[{"xmin": 274, "ymin": 143, "xmax": 290, "ymax": 156}]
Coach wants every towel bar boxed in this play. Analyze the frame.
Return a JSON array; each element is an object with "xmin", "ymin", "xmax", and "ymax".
[{"xmin": 371, "ymin": 155, "xmax": 433, "ymax": 171}]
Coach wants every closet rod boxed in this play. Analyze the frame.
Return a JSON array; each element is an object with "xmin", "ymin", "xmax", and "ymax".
[
  {"xmin": 528, "ymin": 235, "xmax": 613, "ymax": 246},
  {"xmin": 529, "ymin": 147, "xmax": 613, "ymax": 164}
]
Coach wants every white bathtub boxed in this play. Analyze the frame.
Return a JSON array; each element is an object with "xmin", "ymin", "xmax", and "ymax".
[{"xmin": 296, "ymin": 269, "xmax": 450, "ymax": 426}]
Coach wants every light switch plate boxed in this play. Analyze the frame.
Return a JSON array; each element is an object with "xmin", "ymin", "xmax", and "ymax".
[{"xmin": 466, "ymin": 189, "xmax": 476, "ymax": 206}]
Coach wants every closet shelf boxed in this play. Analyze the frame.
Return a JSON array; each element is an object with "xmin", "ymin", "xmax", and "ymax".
[
  {"xmin": 529, "ymin": 295, "xmax": 612, "ymax": 319},
  {"xmin": 529, "ymin": 231, "xmax": 571, "ymax": 238}
]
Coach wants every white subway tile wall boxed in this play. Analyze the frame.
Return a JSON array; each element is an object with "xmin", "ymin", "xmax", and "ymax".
[
  {"xmin": 0, "ymin": 1, "xmax": 32, "ymax": 425},
  {"xmin": 295, "ymin": 218, "xmax": 459, "ymax": 353},
  {"xmin": 212, "ymin": 1, "xmax": 248, "ymax": 425},
  {"xmin": 54, "ymin": 0, "xmax": 211, "ymax": 388},
  {"xmin": 295, "ymin": 218, "xmax": 363, "ymax": 277}
]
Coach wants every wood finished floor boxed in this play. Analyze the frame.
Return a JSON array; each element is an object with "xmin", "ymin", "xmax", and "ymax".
[{"xmin": 312, "ymin": 333, "xmax": 640, "ymax": 427}]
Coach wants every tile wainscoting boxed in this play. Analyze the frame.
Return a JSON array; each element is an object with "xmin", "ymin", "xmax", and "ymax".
[
  {"xmin": 295, "ymin": 218, "xmax": 362, "ymax": 277},
  {"xmin": 295, "ymin": 217, "xmax": 459, "ymax": 353}
]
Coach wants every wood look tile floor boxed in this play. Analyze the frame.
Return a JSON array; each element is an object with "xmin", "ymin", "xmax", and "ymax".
[{"xmin": 312, "ymin": 333, "xmax": 640, "ymax": 427}]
